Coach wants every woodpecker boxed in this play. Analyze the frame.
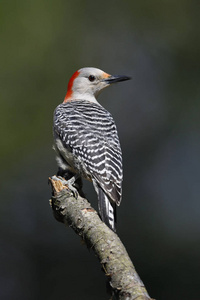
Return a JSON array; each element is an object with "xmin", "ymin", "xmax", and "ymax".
[{"xmin": 53, "ymin": 67, "xmax": 130, "ymax": 231}]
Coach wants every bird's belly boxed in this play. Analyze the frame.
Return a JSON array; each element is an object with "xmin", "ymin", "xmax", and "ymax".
[{"xmin": 54, "ymin": 137, "xmax": 92, "ymax": 181}]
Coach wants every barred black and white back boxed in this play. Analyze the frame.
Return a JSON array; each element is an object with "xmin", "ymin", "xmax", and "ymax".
[{"xmin": 53, "ymin": 100, "xmax": 123, "ymax": 231}]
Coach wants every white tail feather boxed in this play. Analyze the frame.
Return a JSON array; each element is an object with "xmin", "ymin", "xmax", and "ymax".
[{"xmin": 98, "ymin": 186, "xmax": 116, "ymax": 231}]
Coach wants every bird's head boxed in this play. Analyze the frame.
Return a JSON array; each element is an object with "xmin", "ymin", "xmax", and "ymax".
[{"xmin": 64, "ymin": 67, "xmax": 131, "ymax": 103}]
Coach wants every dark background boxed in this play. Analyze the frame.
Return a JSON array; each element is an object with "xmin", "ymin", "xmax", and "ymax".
[{"xmin": 1, "ymin": 1, "xmax": 200, "ymax": 299}]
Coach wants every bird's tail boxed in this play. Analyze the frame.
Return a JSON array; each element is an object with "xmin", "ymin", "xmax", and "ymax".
[{"xmin": 98, "ymin": 186, "xmax": 116, "ymax": 232}]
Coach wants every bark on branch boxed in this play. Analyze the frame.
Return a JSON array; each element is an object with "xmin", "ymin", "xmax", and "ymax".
[{"xmin": 49, "ymin": 176, "xmax": 154, "ymax": 300}]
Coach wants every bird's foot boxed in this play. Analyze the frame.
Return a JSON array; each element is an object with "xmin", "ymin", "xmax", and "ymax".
[{"xmin": 51, "ymin": 175, "xmax": 79, "ymax": 198}]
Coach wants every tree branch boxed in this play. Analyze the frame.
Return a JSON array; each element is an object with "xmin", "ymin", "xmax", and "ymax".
[{"xmin": 49, "ymin": 177, "xmax": 154, "ymax": 300}]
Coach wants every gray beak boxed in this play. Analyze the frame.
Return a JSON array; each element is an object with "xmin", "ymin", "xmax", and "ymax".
[{"xmin": 104, "ymin": 75, "xmax": 131, "ymax": 84}]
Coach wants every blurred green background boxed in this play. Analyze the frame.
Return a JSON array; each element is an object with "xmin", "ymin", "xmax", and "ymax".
[{"xmin": 1, "ymin": 0, "xmax": 200, "ymax": 299}]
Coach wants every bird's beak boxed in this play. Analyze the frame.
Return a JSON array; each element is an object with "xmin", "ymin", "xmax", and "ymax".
[{"xmin": 104, "ymin": 74, "xmax": 131, "ymax": 84}]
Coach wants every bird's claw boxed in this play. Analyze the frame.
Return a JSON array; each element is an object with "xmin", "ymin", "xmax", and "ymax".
[{"xmin": 52, "ymin": 175, "xmax": 79, "ymax": 198}]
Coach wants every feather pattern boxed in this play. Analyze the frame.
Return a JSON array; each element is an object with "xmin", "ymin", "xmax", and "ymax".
[{"xmin": 53, "ymin": 99, "xmax": 123, "ymax": 229}]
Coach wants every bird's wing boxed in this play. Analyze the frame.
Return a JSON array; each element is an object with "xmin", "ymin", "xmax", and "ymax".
[{"xmin": 53, "ymin": 101, "xmax": 123, "ymax": 205}]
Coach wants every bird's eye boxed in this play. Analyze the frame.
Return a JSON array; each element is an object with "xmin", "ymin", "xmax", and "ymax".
[{"xmin": 88, "ymin": 75, "xmax": 96, "ymax": 82}]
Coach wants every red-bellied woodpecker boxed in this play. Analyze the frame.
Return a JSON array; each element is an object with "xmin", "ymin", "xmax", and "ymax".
[{"xmin": 53, "ymin": 67, "xmax": 131, "ymax": 231}]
